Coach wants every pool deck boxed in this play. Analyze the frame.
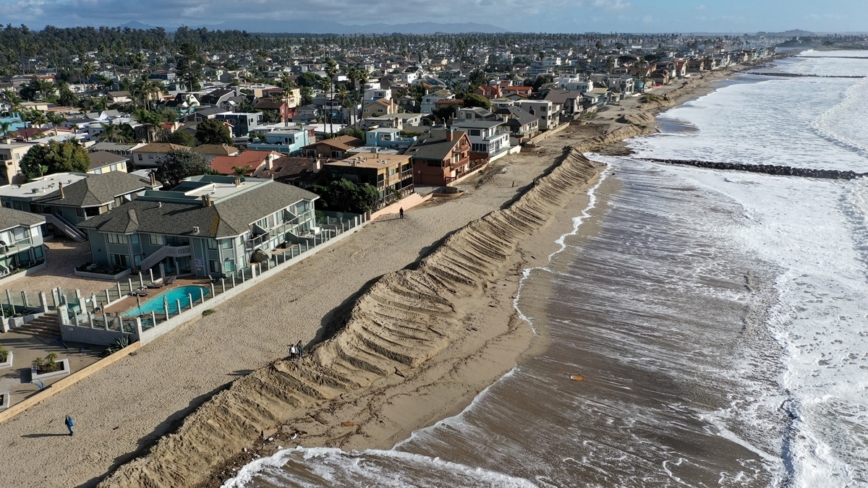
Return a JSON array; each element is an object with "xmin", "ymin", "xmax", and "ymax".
[{"xmin": 103, "ymin": 277, "xmax": 212, "ymax": 317}]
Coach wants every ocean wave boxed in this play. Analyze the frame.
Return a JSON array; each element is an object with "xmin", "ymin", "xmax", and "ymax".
[{"xmin": 221, "ymin": 446, "xmax": 537, "ymax": 488}]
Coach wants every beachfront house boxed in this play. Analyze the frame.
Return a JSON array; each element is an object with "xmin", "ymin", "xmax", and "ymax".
[
  {"xmin": 406, "ymin": 129, "xmax": 471, "ymax": 186},
  {"xmin": 452, "ymin": 119, "xmax": 511, "ymax": 163},
  {"xmin": 323, "ymin": 153, "xmax": 415, "ymax": 207},
  {"xmin": 0, "ymin": 206, "xmax": 46, "ymax": 278},
  {"xmin": 78, "ymin": 175, "xmax": 319, "ymax": 277}
]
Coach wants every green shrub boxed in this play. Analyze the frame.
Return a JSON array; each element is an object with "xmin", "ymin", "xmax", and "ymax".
[{"xmin": 202, "ymin": 309, "xmax": 215, "ymax": 317}]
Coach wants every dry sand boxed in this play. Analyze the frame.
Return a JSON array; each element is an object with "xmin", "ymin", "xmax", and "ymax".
[{"xmin": 0, "ymin": 63, "xmax": 758, "ymax": 488}]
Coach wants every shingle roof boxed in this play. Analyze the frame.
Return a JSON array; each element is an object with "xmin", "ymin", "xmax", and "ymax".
[
  {"xmin": 192, "ymin": 145, "xmax": 238, "ymax": 156},
  {"xmin": 406, "ymin": 129, "xmax": 466, "ymax": 161},
  {"xmin": 133, "ymin": 143, "xmax": 186, "ymax": 154},
  {"xmin": 88, "ymin": 151, "xmax": 128, "ymax": 170},
  {"xmin": 0, "ymin": 206, "xmax": 45, "ymax": 232},
  {"xmin": 79, "ymin": 180, "xmax": 318, "ymax": 238},
  {"xmin": 495, "ymin": 106, "xmax": 539, "ymax": 126},
  {"xmin": 257, "ymin": 157, "xmax": 317, "ymax": 182},
  {"xmin": 37, "ymin": 172, "xmax": 155, "ymax": 208}
]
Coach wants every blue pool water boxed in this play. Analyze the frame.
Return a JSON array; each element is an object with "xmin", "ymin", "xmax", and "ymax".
[{"xmin": 122, "ymin": 285, "xmax": 210, "ymax": 317}]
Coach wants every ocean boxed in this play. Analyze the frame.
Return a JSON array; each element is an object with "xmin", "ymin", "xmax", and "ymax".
[{"xmin": 224, "ymin": 50, "xmax": 868, "ymax": 487}]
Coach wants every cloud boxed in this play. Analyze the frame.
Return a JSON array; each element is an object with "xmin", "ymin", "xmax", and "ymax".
[
  {"xmin": 696, "ymin": 4, "xmax": 706, "ymax": 10},
  {"xmin": 591, "ymin": 0, "xmax": 631, "ymax": 11}
]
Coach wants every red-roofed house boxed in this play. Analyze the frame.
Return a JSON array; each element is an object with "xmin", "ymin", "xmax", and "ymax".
[
  {"xmin": 475, "ymin": 84, "xmax": 503, "ymax": 99},
  {"xmin": 209, "ymin": 150, "xmax": 282, "ymax": 176},
  {"xmin": 503, "ymin": 86, "xmax": 533, "ymax": 97}
]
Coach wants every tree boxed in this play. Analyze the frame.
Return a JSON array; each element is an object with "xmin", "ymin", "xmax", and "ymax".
[
  {"xmin": 133, "ymin": 109, "xmax": 161, "ymax": 142},
  {"xmin": 153, "ymin": 149, "xmax": 210, "ymax": 188},
  {"xmin": 312, "ymin": 179, "xmax": 380, "ymax": 213},
  {"xmin": 19, "ymin": 139, "xmax": 89, "ymax": 179},
  {"xmin": 175, "ymin": 42, "xmax": 203, "ymax": 92},
  {"xmin": 463, "ymin": 93, "xmax": 492, "ymax": 110},
  {"xmin": 195, "ymin": 118, "xmax": 233, "ymax": 145},
  {"xmin": 296, "ymin": 71, "xmax": 319, "ymax": 88},
  {"xmin": 167, "ymin": 130, "xmax": 195, "ymax": 147}
]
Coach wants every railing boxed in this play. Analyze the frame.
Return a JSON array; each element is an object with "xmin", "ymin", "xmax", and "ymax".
[
  {"xmin": 44, "ymin": 214, "xmax": 86, "ymax": 242},
  {"xmin": 138, "ymin": 245, "xmax": 192, "ymax": 271}
]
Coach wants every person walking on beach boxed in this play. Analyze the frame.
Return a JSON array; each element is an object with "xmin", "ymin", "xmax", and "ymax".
[
  {"xmin": 65, "ymin": 415, "xmax": 75, "ymax": 436},
  {"xmin": 399, "ymin": 207, "xmax": 404, "ymax": 219},
  {"xmin": 289, "ymin": 343, "xmax": 298, "ymax": 360},
  {"xmin": 296, "ymin": 340, "xmax": 305, "ymax": 359}
]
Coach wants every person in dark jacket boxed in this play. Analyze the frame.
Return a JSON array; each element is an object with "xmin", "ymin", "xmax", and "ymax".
[{"xmin": 65, "ymin": 415, "xmax": 75, "ymax": 436}]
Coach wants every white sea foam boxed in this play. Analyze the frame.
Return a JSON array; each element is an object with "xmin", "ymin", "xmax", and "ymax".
[
  {"xmin": 512, "ymin": 166, "xmax": 609, "ymax": 332},
  {"xmin": 221, "ymin": 446, "xmax": 537, "ymax": 488}
]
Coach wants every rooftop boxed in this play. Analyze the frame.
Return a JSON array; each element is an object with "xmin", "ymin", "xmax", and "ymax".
[
  {"xmin": 0, "ymin": 206, "xmax": 45, "ymax": 232},
  {"xmin": 328, "ymin": 152, "xmax": 411, "ymax": 170},
  {"xmin": 0, "ymin": 173, "xmax": 89, "ymax": 200}
]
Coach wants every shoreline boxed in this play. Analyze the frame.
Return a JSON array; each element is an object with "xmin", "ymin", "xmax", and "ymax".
[{"xmin": 93, "ymin": 63, "xmax": 759, "ymax": 488}]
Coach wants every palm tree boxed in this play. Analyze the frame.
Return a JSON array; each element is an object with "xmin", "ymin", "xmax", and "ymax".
[
  {"xmin": 325, "ymin": 59, "xmax": 339, "ymax": 136},
  {"xmin": 133, "ymin": 109, "xmax": 161, "ymax": 143},
  {"xmin": 0, "ymin": 122, "xmax": 11, "ymax": 140},
  {"xmin": 81, "ymin": 63, "xmax": 94, "ymax": 84}
]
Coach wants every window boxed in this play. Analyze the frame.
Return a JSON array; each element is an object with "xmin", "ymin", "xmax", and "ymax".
[
  {"xmin": 148, "ymin": 154, "xmax": 154, "ymax": 159},
  {"xmin": 138, "ymin": 154, "xmax": 143, "ymax": 161},
  {"xmin": 207, "ymin": 239, "xmax": 217, "ymax": 250},
  {"xmin": 149, "ymin": 234, "xmax": 163, "ymax": 245},
  {"xmin": 220, "ymin": 239, "xmax": 233, "ymax": 249},
  {"xmin": 133, "ymin": 254, "xmax": 143, "ymax": 266},
  {"xmin": 108, "ymin": 233, "xmax": 128, "ymax": 244},
  {"xmin": 469, "ymin": 129, "xmax": 481, "ymax": 136},
  {"xmin": 111, "ymin": 254, "xmax": 130, "ymax": 267},
  {"xmin": 224, "ymin": 259, "xmax": 236, "ymax": 272},
  {"xmin": 209, "ymin": 260, "xmax": 220, "ymax": 273},
  {"xmin": 130, "ymin": 234, "xmax": 139, "ymax": 245}
]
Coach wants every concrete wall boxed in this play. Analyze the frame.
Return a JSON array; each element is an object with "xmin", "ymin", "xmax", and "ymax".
[{"xmin": 61, "ymin": 324, "xmax": 138, "ymax": 346}]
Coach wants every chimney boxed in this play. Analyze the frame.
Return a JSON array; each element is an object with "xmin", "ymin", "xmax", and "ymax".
[
  {"xmin": 234, "ymin": 175, "xmax": 242, "ymax": 186},
  {"xmin": 446, "ymin": 129, "xmax": 454, "ymax": 142},
  {"xmin": 202, "ymin": 195, "xmax": 212, "ymax": 207},
  {"xmin": 59, "ymin": 182, "xmax": 65, "ymax": 199},
  {"xmin": 149, "ymin": 171, "xmax": 156, "ymax": 186},
  {"xmin": 314, "ymin": 156, "xmax": 322, "ymax": 172}
]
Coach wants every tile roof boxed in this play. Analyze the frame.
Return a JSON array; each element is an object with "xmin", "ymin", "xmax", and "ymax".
[
  {"xmin": 210, "ymin": 150, "xmax": 275, "ymax": 175},
  {"xmin": 79, "ymin": 179, "xmax": 318, "ymax": 238},
  {"xmin": 133, "ymin": 143, "xmax": 187, "ymax": 154},
  {"xmin": 37, "ymin": 172, "xmax": 156, "ymax": 208}
]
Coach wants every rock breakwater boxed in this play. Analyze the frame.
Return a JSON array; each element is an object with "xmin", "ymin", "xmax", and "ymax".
[{"xmin": 642, "ymin": 158, "xmax": 864, "ymax": 179}]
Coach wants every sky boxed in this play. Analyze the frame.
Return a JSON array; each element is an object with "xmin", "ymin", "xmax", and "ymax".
[{"xmin": 0, "ymin": 0, "xmax": 865, "ymax": 33}]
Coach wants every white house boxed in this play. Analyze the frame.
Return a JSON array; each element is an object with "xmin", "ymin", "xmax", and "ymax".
[
  {"xmin": 420, "ymin": 90, "xmax": 454, "ymax": 114},
  {"xmin": 516, "ymin": 100, "xmax": 559, "ymax": 131}
]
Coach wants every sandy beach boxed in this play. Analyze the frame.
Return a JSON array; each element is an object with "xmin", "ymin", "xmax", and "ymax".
[{"xmin": 0, "ymin": 63, "xmax": 755, "ymax": 488}]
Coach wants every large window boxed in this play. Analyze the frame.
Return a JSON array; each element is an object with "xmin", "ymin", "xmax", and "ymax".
[
  {"xmin": 220, "ymin": 239, "xmax": 233, "ymax": 249},
  {"xmin": 223, "ymin": 259, "xmax": 236, "ymax": 273},
  {"xmin": 207, "ymin": 239, "xmax": 217, "ymax": 250},
  {"xmin": 149, "ymin": 234, "xmax": 163, "ymax": 245},
  {"xmin": 209, "ymin": 260, "xmax": 220, "ymax": 273}
]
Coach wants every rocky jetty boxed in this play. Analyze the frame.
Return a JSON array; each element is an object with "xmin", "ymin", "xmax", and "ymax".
[{"xmin": 642, "ymin": 158, "xmax": 865, "ymax": 180}]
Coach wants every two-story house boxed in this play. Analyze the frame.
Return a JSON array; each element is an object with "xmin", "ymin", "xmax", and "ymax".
[
  {"xmin": 365, "ymin": 128, "xmax": 418, "ymax": 150},
  {"xmin": 323, "ymin": 153, "xmax": 415, "ymax": 207},
  {"xmin": 0, "ymin": 207, "xmax": 46, "ymax": 278},
  {"xmin": 0, "ymin": 143, "xmax": 35, "ymax": 185},
  {"xmin": 452, "ymin": 119, "xmax": 511, "ymax": 163},
  {"xmin": 516, "ymin": 100, "xmax": 559, "ymax": 131},
  {"xmin": 420, "ymin": 90, "xmax": 454, "ymax": 114},
  {"xmin": 215, "ymin": 112, "xmax": 263, "ymax": 137},
  {"xmin": 247, "ymin": 129, "xmax": 311, "ymax": 156},
  {"xmin": 301, "ymin": 135, "xmax": 365, "ymax": 160},
  {"xmin": 131, "ymin": 143, "xmax": 188, "ymax": 169},
  {"xmin": 543, "ymin": 89, "xmax": 584, "ymax": 120},
  {"xmin": 79, "ymin": 175, "xmax": 320, "ymax": 277},
  {"xmin": 87, "ymin": 151, "xmax": 129, "ymax": 175},
  {"xmin": 493, "ymin": 106, "xmax": 540, "ymax": 146},
  {"xmin": 406, "ymin": 129, "xmax": 471, "ymax": 186},
  {"xmin": 362, "ymin": 98, "xmax": 399, "ymax": 120}
]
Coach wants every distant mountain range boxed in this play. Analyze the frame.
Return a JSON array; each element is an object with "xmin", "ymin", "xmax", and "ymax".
[{"xmin": 119, "ymin": 20, "xmax": 508, "ymax": 34}]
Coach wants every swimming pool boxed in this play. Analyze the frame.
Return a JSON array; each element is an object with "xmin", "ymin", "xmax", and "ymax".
[{"xmin": 122, "ymin": 285, "xmax": 210, "ymax": 317}]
